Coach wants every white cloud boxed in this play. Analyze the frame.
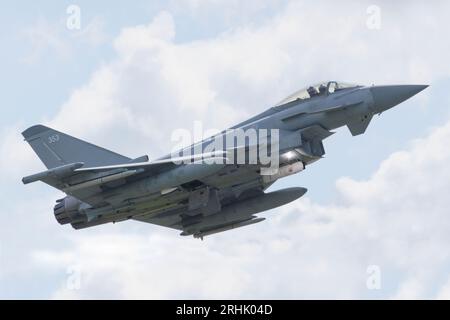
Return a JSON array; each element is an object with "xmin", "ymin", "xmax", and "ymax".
[
  {"xmin": 437, "ymin": 277, "xmax": 450, "ymax": 299},
  {"xmin": 22, "ymin": 17, "xmax": 71, "ymax": 63},
  {"xmin": 22, "ymin": 15, "xmax": 107, "ymax": 64}
]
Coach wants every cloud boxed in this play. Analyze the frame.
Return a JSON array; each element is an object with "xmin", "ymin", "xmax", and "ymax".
[
  {"xmin": 22, "ymin": 17, "xmax": 71, "ymax": 63},
  {"xmin": 22, "ymin": 14, "xmax": 107, "ymax": 64},
  {"xmin": 2, "ymin": 1, "xmax": 450, "ymax": 298},
  {"xmin": 73, "ymin": 16, "xmax": 108, "ymax": 46},
  {"xmin": 437, "ymin": 277, "xmax": 450, "ymax": 299}
]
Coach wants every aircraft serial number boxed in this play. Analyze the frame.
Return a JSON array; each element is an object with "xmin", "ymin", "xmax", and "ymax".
[{"xmin": 48, "ymin": 134, "xmax": 60, "ymax": 144}]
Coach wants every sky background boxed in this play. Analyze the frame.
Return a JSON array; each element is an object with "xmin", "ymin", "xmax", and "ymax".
[{"xmin": 1, "ymin": 0, "xmax": 450, "ymax": 299}]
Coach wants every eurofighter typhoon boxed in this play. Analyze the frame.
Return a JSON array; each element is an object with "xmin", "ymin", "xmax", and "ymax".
[{"xmin": 22, "ymin": 81, "xmax": 427, "ymax": 239}]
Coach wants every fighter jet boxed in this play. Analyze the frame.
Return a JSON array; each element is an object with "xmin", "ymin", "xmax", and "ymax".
[{"xmin": 22, "ymin": 81, "xmax": 427, "ymax": 239}]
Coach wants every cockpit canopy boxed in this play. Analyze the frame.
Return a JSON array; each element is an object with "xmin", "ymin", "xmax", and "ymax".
[{"xmin": 275, "ymin": 81, "xmax": 361, "ymax": 107}]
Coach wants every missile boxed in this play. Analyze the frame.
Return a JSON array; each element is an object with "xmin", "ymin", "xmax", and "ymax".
[
  {"xmin": 193, "ymin": 217, "xmax": 266, "ymax": 239},
  {"xmin": 182, "ymin": 187, "xmax": 307, "ymax": 235}
]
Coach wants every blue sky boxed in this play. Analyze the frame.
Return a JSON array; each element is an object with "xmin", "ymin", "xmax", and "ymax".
[
  {"xmin": 1, "ymin": 0, "xmax": 450, "ymax": 299},
  {"xmin": 0, "ymin": 0, "xmax": 289, "ymax": 127}
]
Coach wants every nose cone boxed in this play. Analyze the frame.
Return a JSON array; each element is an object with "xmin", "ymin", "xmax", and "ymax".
[{"xmin": 370, "ymin": 85, "xmax": 428, "ymax": 113}]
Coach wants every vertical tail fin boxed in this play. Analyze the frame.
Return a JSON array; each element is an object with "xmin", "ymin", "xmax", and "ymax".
[{"xmin": 22, "ymin": 125, "xmax": 130, "ymax": 169}]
